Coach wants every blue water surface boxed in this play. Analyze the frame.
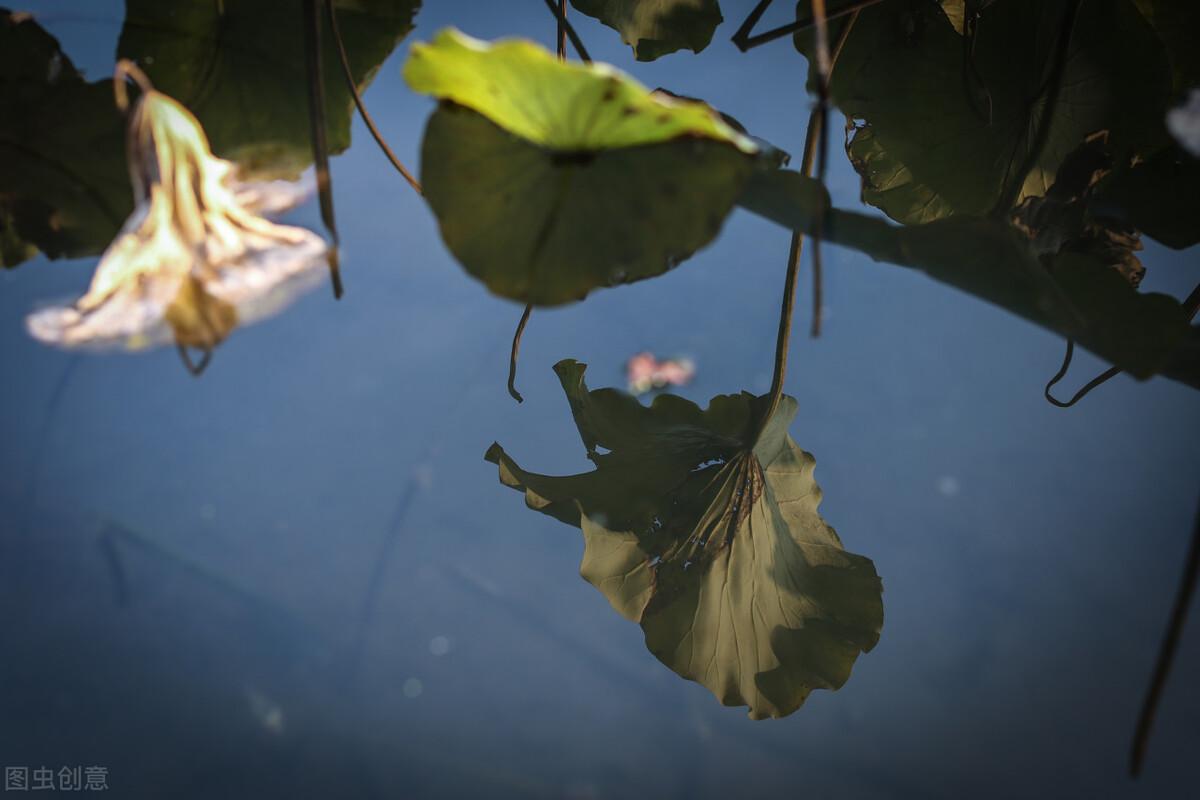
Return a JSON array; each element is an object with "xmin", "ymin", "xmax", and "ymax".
[{"xmin": 1, "ymin": 2, "xmax": 1198, "ymax": 798}]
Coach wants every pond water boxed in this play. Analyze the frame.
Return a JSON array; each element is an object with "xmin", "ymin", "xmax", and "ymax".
[{"xmin": 2, "ymin": 1, "xmax": 1198, "ymax": 798}]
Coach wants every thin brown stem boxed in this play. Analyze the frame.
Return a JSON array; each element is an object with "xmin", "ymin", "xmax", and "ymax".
[
  {"xmin": 759, "ymin": 6, "xmax": 857, "ymax": 429},
  {"xmin": 732, "ymin": 0, "xmax": 883, "ymax": 52},
  {"xmin": 541, "ymin": 0, "xmax": 591, "ymax": 62},
  {"xmin": 809, "ymin": 0, "xmax": 831, "ymax": 339},
  {"xmin": 1131, "ymin": 495, "xmax": 1200, "ymax": 776},
  {"xmin": 810, "ymin": 5, "xmax": 858, "ymax": 337},
  {"xmin": 303, "ymin": 0, "xmax": 342, "ymax": 298},
  {"xmin": 557, "ymin": 0, "xmax": 567, "ymax": 59},
  {"xmin": 507, "ymin": 304, "xmax": 533, "ymax": 403},
  {"xmin": 326, "ymin": 0, "xmax": 422, "ymax": 195},
  {"xmin": 761, "ymin": 110, "xmax": 821, "ymax": 430}
]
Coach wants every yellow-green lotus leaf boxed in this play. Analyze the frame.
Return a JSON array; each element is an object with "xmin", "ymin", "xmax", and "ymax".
[{"xmin": 404, "ymin": 28, "xmax": 756, "ymax": 153}]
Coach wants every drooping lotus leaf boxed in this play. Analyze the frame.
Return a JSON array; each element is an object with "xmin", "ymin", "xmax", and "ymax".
[
  {"xmin": 569, "ymin": 0, "xmax": 724, "ymax": 61},
  {"xmin": 0, "ymin": 10, "xmax": 130, "ymax": 261},
  {"xmin": 737, "ymin": 169, "xmax": 1194, "ymax": 383},
  {"xmin": 404, "ymin": 29, "xmax": 761, "ymax": 306},
  {"xmin": 796, "ymin": 0, "xmax": 1172, "ymax": 225},
  {"xmin": 117, "ymin": 0, "xmax": 421, "ymax": 177},
  {"xmin": 26, "ymin": 85, "xmax": 326, "ymax": 352},
  {"xmin": 486, "ymin": 360, "xmax": 883, "ymax": 719}
]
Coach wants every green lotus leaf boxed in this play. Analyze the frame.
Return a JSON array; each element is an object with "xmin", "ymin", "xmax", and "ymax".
[
  {"xmin": 569, "ymin": 0, "xmax": 724, "ymax": 61},
  {"xmin": 738, "ymin": 169, "xmax": 1193, "ymax": 381},
  {"xmin": 118, "ymin": 0, "xmax": 421, "ymax": 177},
  {"xmin": 797, "ymin": 0, "xmax": 1172, "ymax": 224},
  {"xmin": 405, "ymin": 29, "xmax": 761, "ymax": 305},
  {"xmin": 0, "ymin": 10, "xmax": 129, "ymax": 261},
  {"xmin": 404, "ymin": 28, "xmax": 755, "ymax": 152},
  {"xmin": 486, "ymin": 360, "xmax": 883, "ymax": 719}
]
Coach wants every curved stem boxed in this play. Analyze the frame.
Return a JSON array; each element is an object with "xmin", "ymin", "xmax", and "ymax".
[
  {"xmin": 1045, "ymin": 280, "xmax": 1199, "ymax": 408},
  {"xmin": 326, "ymin": 0, "xmax": 422, "ymax": 195},
  {"xmin": 1043, "ymin": 339, "xmax": 1122, "ymax": 407},
  {"xmin": 113, "ymin": 58, "xmax": 154, "ymax": 112},
  {"xmin": 507, "ymin": 303, "xmax": 534, "ymax": 403},
  {"xmin": 177, "ymin": 344, "xmax": 213, "ymax": 376}
]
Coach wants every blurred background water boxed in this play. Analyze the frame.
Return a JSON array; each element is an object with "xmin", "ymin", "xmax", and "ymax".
[{"xmin": 1, "ymin": 1, "xmax": 1198, "ymax": 797}]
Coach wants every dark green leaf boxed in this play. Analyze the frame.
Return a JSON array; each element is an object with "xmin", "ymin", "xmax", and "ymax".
[
  {"xmin": 421, "ymin": 104, "xmax": 753, "ymax": 305},
  {"xmin": 117, "ymin": 0, "xmax": 421, "ymax": 177},
  {"xmin": 0, "ymin": 11, "xmax": 129, "ymax": 260},
  {"xmin": 798, "ymin": 0, "xmax": 1172, "ymax": 224}
]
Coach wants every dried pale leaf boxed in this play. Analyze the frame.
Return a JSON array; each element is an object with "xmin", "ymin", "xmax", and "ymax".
[{"xmin": 27, "ymin": 90, "xmax": 325, "ymax": 351}]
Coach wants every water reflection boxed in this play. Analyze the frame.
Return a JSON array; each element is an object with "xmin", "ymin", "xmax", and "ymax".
[{"xmin": 1, "ymin": 0, "xmax": 1198, "ymax": 796}]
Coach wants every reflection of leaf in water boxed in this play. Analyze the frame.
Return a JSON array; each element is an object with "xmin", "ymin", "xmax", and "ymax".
[
  {"xmin": 487, "ymin": 360, "xmax": 882, "ymax": 719},
  {"xmin": 117, "ymin": 0, "xmax": 421, "ymax": 177},
  {"xmin": 569, "ymin": 0, "xmax": 724, "ymax": 61},
  {"xmin": 0, "ymin": 11, "xmax": 129, "ymax": 260},
  {"xmin": 26, "ymin": 76, "xmax": 326, "ymax": 354},
  {"xmin": 738, "ymin": 169, "xmax": 1194, "ymax": 382},
  {"xmin": 797, "ymin": 0, "xmax": 1171, "ymax": 224},
  {"xmin": 405, "ymin": 29, "xmax": 761, "ymax": 306}
]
